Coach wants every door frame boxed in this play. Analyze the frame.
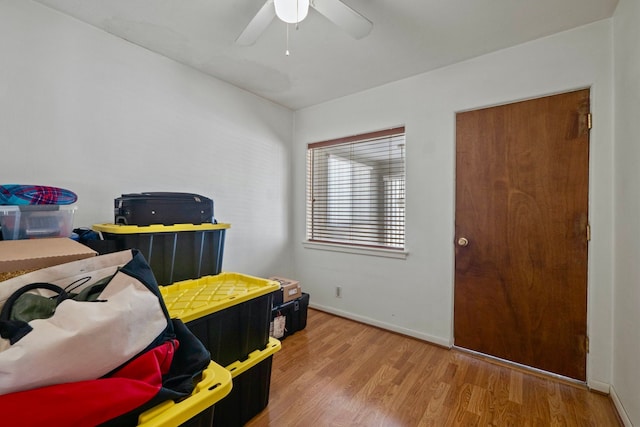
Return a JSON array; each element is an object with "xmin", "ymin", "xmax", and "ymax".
[{"xmin": 450, "ymin": 87, "xmax": 592, "ymax": 383}]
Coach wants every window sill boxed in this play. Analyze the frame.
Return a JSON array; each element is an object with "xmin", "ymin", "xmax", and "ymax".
[{"xmin": 302, "ymin": 241, "xmax": 408, "ymax": 259}]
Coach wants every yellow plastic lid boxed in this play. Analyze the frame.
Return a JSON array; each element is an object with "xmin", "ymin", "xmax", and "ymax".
[
  {"xmin": 160, "ymin": 272, "xmax": 281, "ymax": 322},
  {"xmin": 226, "ymin": 337, "xmax": 281, "ymax": 377},
  {"xmin": 137, "ymin": 360, "xmax": 232, "ymax": 426},
  {"xmin": 92, "ymin": 223, "xmax": 231, "ymax": 234}
]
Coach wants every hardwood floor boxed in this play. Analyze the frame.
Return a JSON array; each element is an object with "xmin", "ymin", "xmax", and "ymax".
[{"xmin": 246, "ymin": 309, "xmax": 621, "ymax": 427}]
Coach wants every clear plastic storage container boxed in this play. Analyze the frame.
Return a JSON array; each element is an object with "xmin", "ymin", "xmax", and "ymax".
[{"xmin": 0, "ymin": 205, "xmax": 77, "ymax": 240}]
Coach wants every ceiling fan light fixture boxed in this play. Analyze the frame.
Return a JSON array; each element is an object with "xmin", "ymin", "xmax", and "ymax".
[{"xmin": 274, "ymin": 0, "xmax": 310, "ymax": 24}]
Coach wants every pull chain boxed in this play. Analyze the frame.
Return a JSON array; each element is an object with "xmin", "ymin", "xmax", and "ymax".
[
  {"xmin": 285, "ymin": 24, "xmax": 290, "ymax": 56},
  {"xmin": 285, "ymin": 0, "xmax": 302, "ymax": 56}
]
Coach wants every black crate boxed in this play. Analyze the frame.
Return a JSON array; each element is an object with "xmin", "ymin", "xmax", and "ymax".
[
  {"xmin": 271, "ymin": 293, "xmax": 309, "ymax": 340},
  {"xmin": 186, "ymin": 292, "xmax": 274, "ymax": 367},
  {"xmin": 213, "ymin": 339, "xmax": 281, "ymax": 427},
  {"xmin": 160, "ymin": 273, "xmax": 280, "ymax": 367},
  {"xmin": 92, "ymin": 223, "xmax": 228, "ymax": 285},
  {"xmin": 178, "ymin": 406, "xmax": 214, "ymax": 427}
]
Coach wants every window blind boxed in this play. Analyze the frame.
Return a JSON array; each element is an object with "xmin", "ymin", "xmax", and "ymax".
[{"xmin": 306, "ymin": 126, "xmax": 405, "ymax": 250}]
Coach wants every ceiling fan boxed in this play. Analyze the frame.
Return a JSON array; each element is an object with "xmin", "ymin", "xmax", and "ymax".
[{"xmin": 236, "ymin": 0, "xmax": 373, "ymax": 46}]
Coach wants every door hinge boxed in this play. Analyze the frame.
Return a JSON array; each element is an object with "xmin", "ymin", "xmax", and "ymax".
[
  {"xmin": 586, "ymin": 224, "xmax": 591, "ymax": 241},
  {"xmin": 587, "ymin": 113, "xmax": 592, "ymax": 130},
  {"xmin": 585, "ymin": 335, "xmax": 590, "ymax": 353}
]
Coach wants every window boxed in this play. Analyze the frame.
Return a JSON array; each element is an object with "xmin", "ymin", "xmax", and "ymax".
[{"xmin": 306, "ymin": 126, "xmax": 405, "ymax": 250}]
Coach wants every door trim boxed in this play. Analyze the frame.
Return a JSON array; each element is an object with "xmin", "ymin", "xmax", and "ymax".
[{"xmin": 452, "ymin": 88, "xmax": 591, "ymax": 381}]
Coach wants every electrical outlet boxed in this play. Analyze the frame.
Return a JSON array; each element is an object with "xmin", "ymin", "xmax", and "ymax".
[{"xmin": 336, "ymin": 286, "xmax": 342, "ymax": 298}]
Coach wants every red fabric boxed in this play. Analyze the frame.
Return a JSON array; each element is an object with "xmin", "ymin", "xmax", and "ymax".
[{"xmin": 0, "ymin": 340, "xmax": 177, "ymax": 427}]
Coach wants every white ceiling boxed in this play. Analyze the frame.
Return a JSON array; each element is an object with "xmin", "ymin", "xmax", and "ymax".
[{"xmin": 33, "ymin": 0, "xmax": 618, "ymax": 110}]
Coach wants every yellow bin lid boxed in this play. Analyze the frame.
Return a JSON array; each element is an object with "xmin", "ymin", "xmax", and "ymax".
[
  {"xmin": 226, "ymin": 337, "xmax": 281, "ymax": 377},
  {"xmin": 137, "ymin": 360, "xmax": 232, "ymax": 426},
  {"xmin": 160, "ymin": 272, "xmax": 281, "ymax": 323},
  {"xmin": 92, "ymin": 223, "xmax": 230, "ymax": 234}
]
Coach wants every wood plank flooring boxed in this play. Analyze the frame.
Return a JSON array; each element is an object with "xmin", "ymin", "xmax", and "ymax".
[{"xmin": 246, "ymin": 309, "xmax": 621, "ymax": 427}]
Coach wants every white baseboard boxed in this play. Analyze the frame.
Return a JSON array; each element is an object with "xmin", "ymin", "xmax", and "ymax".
[
  {"xmin": 588, "ymin": 379, "xmax": 610, "ymax": 394},
  {"xmin": 309, "ymin": 302, "xmax": 452, "ymax": 348},
  {"xmin": 610, "ymin": 385, "xmax": 633, "ymax": 427}
]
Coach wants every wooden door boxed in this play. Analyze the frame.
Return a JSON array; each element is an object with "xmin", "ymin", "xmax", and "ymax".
[{"xmin": 454, "ymin": 89, "xmax": 590, "ymax": 381}]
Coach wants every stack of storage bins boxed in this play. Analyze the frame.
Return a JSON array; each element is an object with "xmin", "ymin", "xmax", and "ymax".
[
  {"xmin": 161, "ymin": 274, "xmax": 282, "ymax": 427},
  {"xmin": 92, "ymin": 222, "xmax": 282, "ymax": 426}
]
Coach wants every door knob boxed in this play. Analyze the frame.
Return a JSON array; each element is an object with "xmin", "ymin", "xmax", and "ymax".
[{"xmin": 457, "ymin": 237, "xmax": 469, "ymax": 247}]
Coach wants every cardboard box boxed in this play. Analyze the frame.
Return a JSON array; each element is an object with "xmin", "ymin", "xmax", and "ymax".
[
  {"xmin": 0, "ymin": 237, "xmax": 97, "ymax": 274},
  {"xmin": 269, "ymin": 276, "xmax": 302, "ymax": 305}
]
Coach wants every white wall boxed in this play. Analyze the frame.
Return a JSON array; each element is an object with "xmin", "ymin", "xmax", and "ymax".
[
  {"xmin": 0, "ymin": 0, "xmax": 294, "ymax": 278},
  {"xmin": 2, "ymin": 0, "xmax": 631, "ymax": 415},
  {"xmin": 293, "ymin": 20, "xmax": 614, "ymax": 388},
  {"xmin": 613, "ymin": 0, "xmax": 640, "ymax": 424}
]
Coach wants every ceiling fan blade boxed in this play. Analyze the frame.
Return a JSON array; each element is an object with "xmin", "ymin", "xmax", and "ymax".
[
  {"xmin": 311, "ymin": 0, "xmax": 372, "ymax": 39},
  {"xmin": 236, "ymin": 0, "xmax": 276, "ymax": 46}
]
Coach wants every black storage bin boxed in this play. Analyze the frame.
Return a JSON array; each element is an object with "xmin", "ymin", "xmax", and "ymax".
[
  {"xmin": 213, "ymin": 339, "xmax": 281, "ymax": 427},
  {"xmin": 160, "ymin": 273, "xmax": 281, "ymax": 367},
  {"xmin": 186, "ymin": 292, "xmax": 274, "ymax": 367},
  {"xmin": 271, "ymin": 292, "xmax": 309, "ymax": 340},
  {"xmin": 178, "ymin": 408, "xmax": 214, "ymax": 427},
  {"xmin": 92, "ymin": 223, "xmax": 229, "ymax": 285}
]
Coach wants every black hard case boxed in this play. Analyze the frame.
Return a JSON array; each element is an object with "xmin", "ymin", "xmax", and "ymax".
[
  {"xmin": 271, "ymin": 293, "xmax": 309, "ymax": 340},
  {"xmin": 114, "ymin": 192, "xmax": 214, "ymax": 226}
]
